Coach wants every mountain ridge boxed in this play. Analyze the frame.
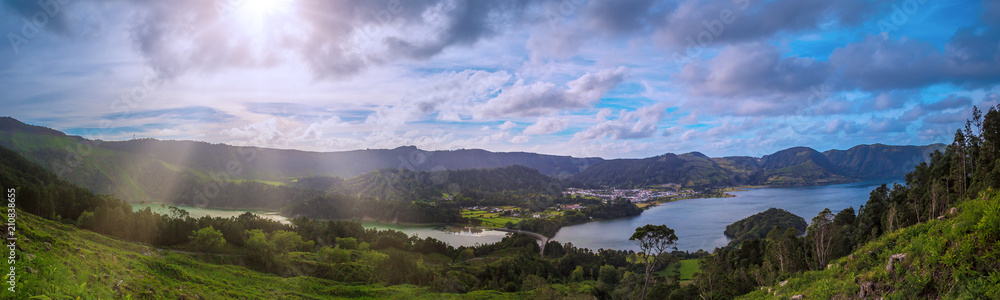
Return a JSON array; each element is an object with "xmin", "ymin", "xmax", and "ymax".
[{"xmin": 0, "ymin": 117, "xmax": 946, "ymax": 199}]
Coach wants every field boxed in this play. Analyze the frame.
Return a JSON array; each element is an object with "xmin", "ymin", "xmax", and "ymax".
[
  {"xmin": 461, "ymin": 208, "xmax": 522, "ymax": 228},
  {"xmin": 659, "ymin": 259, "xmax": 700, "ymax": 284}
]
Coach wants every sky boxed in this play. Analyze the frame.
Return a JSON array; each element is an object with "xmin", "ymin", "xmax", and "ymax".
[{"xmin": 1, "ymin": 0, "xmax": 998, "ymax": 159}]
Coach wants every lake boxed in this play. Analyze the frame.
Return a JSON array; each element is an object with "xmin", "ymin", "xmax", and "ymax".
[
  {"xmin": 131, "ymin": 203, "xmax": 509, "ymax": 247},
  {"xmin": 360, "ymin": 223, "xmax": 510, "ymax": 248},
  {"xmin": 131, "ymin": 203, "xmax": 292, "ymax": 224},
  {"xmin": 131, "ymin": 180, "xmax": 897, "ymax": 250},
  {"xmin": 551, "ymin": 180, "xmax": 899, "ymax": 252}
]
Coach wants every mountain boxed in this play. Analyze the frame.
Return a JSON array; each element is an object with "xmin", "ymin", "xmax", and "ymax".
[
  {"xmin": 570, "ymin": 152, "xmax": 740, "ymax": 188},
  {"xmin": 575, "ymin": 144, "xmax": 945, "ymax": 188},
  {"xmin": 0, "ymin": 117, "xmax": 599, "ymax": 202},
  {"xmin": 334, "ymin": 165, "xmax": 567, "ymax": 202},
  {"xmin": 0, "ymin": 117, "xmax": 946, "ymax": 197},
  {"xmin": 824, "ymin": 143, "xmax": 947, "ymax": 179},
  {"xmin": 756, "ymin": 147, "xmax": 851, "ymax": 186}
]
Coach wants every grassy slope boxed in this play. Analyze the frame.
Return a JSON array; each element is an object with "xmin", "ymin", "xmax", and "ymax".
[
  {"xmin": 738, "ymin": 190, "xmax": 1000, "ymax": 299},
  {"xmin": 657, "ymin": 259, "xmax": 701, "ymax": 285},
  {"xmin": 15, "ymin": 213, "xmax": 527, "ymax": 299}
]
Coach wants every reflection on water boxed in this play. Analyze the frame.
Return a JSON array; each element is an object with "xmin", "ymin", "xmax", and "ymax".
[
  {"xmin": 130, "ymin": 203, "xmax": 291, "ymax": 224},
  {"xmin": 551, "ymin": 180, "xmax": 900, "ymax": 252},
  {"xmin": 361, "ymin": 223, "xmax": 510, "ymax": 248}
]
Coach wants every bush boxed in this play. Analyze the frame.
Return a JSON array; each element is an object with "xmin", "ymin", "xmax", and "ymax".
[{"xmin": 189, "ymin": 226, "xmax": 226, "ymax": 252}]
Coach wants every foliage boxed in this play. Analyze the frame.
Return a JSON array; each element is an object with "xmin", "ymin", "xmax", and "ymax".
[
  {"xmin": 630, "ymin": 224, "xmax": 679, "ymax": 299},
  {"xmin": 189, "ymin": 226, "xmax": 226, "ymax": 253},
  {"xmin": 724, "ymin": 208, "xmax": 807, "ymax": 246}
]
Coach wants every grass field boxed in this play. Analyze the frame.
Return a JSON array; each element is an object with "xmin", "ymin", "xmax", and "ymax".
[
  {"xmin": 461, "ymin": 209, "xmax": 523, "ymax": 228},
  {"xmin": 657, "ymin": 259, "xmax": 701, "ymax": 284},
  {"xmin": 16, "ymin": 213, "xmax": 532, "ymax": 299}
]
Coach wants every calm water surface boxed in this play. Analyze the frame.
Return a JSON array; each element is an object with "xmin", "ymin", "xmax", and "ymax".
[
  {"xmin": 360, "ymin": 223, "xmax": 509, "ymax": 248},
  {"xmin": 131, "ymin": 203, "xmax": 292, "ymax": 224},
  {"xmin": 552, "ymin": 180, "xmax": 900, "ymax": 252}
]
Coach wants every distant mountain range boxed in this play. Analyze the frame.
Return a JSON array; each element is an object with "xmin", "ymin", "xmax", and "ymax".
[{"xmin": 0, "ymin": 117, "xmax": 945, "ymax": 202}]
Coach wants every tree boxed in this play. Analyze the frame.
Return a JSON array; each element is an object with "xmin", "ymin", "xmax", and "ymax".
[
  {"xmin": 570, "ymin": 266, "xmax": 585, "ymax": 282},
  {"xmin": 630, "ymin": 224, "xmax": 678, "ymax": 300},
  {"xmin": 598, "ymin": 265, "xmax": 620, "ymax": 286},
  {"xmin": 807, "ymin": 208, "xmax": 835, "ymax": 269},
  {"xmin": 189, "ymin": 226, "xmax": 226, "ymax": 252}
]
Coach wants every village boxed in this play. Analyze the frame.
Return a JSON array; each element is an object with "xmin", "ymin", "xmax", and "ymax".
[
  {"xmin": 563, "ymin": 187, "xmax": 691, "ymax": 203},
  {"xmin": 460, "ymin": 188, "xmax": 693, "ymax": 227}
]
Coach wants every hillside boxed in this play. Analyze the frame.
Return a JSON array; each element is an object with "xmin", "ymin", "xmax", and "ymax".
[
  {"xmin": 570, "ymin": 152, "xmax": 739, "ymax": 188},
  {"xmin": 1, "ymin": 117, "xmax": 943, "ymax": 195},
  {"xmin": 338, "ymin": 165, "xmax": 566, "ymax": 202},
  {"xmin": 739, "ymin": 190, "xmax": 1000, "ymax": 299},
  {"xmin": 757, "ymin": 147, "xmax": 851, "ymax": 186},
  {"xmin": 824, "ymin": 143, "xmax": 947, "ymax": 179},
  {"xmin": 11, "ymin": 212, "xmax": 520, "ymax": 299}
]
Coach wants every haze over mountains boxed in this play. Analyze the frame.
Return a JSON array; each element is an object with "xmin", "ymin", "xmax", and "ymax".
[{"xmin": 1, "ymin": 117, "xmax": 944, "ymax": 202}]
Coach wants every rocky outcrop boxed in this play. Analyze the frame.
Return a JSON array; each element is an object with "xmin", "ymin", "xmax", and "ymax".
[
  {"xmin": 858, "ymin": 281, "xmax": 875, "ymax": 298},
  {"xmin": 886, "ymin": 253, "xmax": 907, "ymax": 272}
]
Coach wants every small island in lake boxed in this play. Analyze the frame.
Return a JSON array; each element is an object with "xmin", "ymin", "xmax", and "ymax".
[{"xmin": 724, "ymin": 208, "xmax": 807, "ymax": 246}]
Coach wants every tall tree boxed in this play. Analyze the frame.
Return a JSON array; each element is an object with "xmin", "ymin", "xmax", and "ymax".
[
  {"xmin": 953, "ymin": 130, "xmax": 968, "ymax": 199},
  {"xmin": 807, "ymin": 208, "xmax": 835, "ymax": 269},
  {"xmin": 630, "ymin": 224, "xmax": 678, "ymax": 300}
]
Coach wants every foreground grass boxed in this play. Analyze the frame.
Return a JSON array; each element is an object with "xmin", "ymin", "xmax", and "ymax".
[
  {"xmin": 14, "ymin": 213, "xmax": 529, "ymax": 299},
  {"xmin": 739, "ymin": 189, "xmax": 1000, "ymax": 299}
]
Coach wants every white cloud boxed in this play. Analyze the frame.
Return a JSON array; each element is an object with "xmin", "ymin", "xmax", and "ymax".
[
  {"xmin": 523, "ymin": 116, "xmax": 569, "ymax": 135},
  {"xmin": 499, "ymin": 121, "xmax": 517, "ymax": 130},
  {"xmin": 574, "ymin": 103, "xmax": 668, "ymax": 140},
  {"xmin": 474, "ymin": 67, "xmax": 628, "ymax": 118}
]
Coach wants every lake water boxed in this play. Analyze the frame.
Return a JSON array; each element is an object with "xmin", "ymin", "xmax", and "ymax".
[
  {"xmin": 131, "ymin": 203, "xmax": 292, "ymax": 224},
  {"xmin": 131, "ymin": 203, "xmax": 508, "ymax": 247},
  {"xmin": 360, "ymin": 223, "xmax": 510, "ymax": 248},
  {"xmin": 551, "ymin": 180, "xmax": 900, "ymax": 252},
  {"xmin": 131, "ymin": 180, "xmax": 897, "ymax": 250}
]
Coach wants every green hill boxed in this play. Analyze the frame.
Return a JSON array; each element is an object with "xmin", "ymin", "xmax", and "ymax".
[
  {"xmin": 738, "ymin": 189, "xmax": 1000, "ymax": 299},
  {"xmin": 570, "ymin": 152, "xmax": 739, "ymax": 188},
  {"xmin": 13, "ymin": 212, "xmax": 521, "ymax": 299},
  {"xmin": 757, "ymin": 147, "xmax": 851, "ymax": 186},
  {"xmin": 725, "ymin": 208, "xmax": 807, "ymax": 246},
  {"xmin": 824, "ymin": 143, "xmax": 946, "ymax": 179}
]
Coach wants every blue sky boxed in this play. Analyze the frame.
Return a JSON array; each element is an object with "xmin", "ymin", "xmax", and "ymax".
[{"xmin": 1, "ymin": 0, "xmax": 998, "ymax": 159}]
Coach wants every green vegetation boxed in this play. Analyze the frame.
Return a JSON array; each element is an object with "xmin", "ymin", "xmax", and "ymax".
[
  {"xmin": 657, "ymin": 259, "xmax": 700, "ymax": 284},
  {"xmin": 630, "ymin": 224, "xmax": 679, "ymax": 299},
  {"xmin": 571, "ymin": 152, "xmax": 738, "ymax": 189},
  {"xmin": 15, "ymin": 212, "xmax": 533, "ymax": 299},
  {"xmin": 0, "ymin": 143, "xmax": 687, "ymax": 299},
  {"xmin": 189, "ymin": 226, "xmax": 226, "ymax": 252},
  {"xmin": 689, "ymin": 105, "xmax": 1000, "ymax": 299},
  {"xmin": 460, "ymin": 209, "xmax": 522, "ymax": 228},
  {"xmin": 4, "ymin": 103, "xmax": 993, "ymax": 300},
  {"xmin": 739, "ymin": 190, "xmax": 1000, "ymax": 299},
  {"xmin": 724, "ymin": 208, "xmax": 807, "ymax": 246}
]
